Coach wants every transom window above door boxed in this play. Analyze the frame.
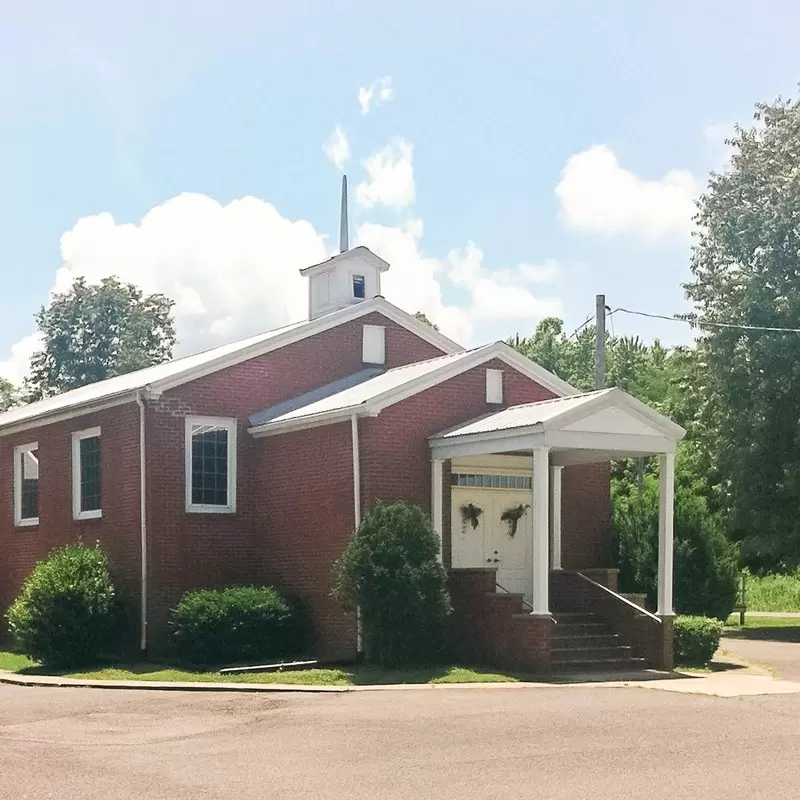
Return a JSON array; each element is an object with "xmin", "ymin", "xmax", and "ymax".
[{"xmin": 452, "ymin": 473, "xmax": 532, "ymax": 490}]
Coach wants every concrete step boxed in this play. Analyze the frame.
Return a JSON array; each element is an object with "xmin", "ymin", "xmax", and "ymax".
[
  {"xmin": 550, "ymin": 656, "xmax": 648, "ymax": 671},
  {"xmin": 551, "ymin": 645, "xmax": 633, "ymax": 663},
  {"xmin": 551, "ymin": 622, "xmax": 611, "ymax": 637},
  {"xmin": 550, "ymin": 633, "xmax": 621, "ymax": 648}
]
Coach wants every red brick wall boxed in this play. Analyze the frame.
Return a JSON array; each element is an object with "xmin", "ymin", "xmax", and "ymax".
[
  {"xmin": 0, "ymin": 312, "xmax": 446, "ymax": 650},
  {"xmin": 0, "ymin": 405, "xmax": 142, "ymax": 643},
  {"xmin": 255, "ymin": 422, "xmax": 357, "ymax": 659},
  {"xmin": 143, "ymin": 312, "xmax": 446, "ymax": 647},
  {"xmin": 560, "ymin": 463, "xmax": 612, "ymax": 568}
]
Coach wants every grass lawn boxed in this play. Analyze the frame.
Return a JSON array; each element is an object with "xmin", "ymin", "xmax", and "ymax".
[
  {"xmin": 0, "ymin": 653, "xmax": 523, "ymax": 686},
  {"xmin": 725, "ymin": 615, "xmax": 800, "ymax": 629},
  {"xmin": 745, "ymin": 572, "xmax": 800, "ymax": 612}
]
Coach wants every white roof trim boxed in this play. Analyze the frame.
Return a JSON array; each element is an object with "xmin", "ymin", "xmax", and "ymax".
[
  {"xmin": 299, "ymin": 246, "xmax": 390, "ymax": 277},
  {"xmin": 428, "ymin": 387, "xmax": 685, "ymax": 459},
  {"xmin": 0, "ymin": 297, "xmax": 463, "ymax": 437},
  {"xmin": 248, "ymin": 342, "xmax": 577, "ymax": 438}
]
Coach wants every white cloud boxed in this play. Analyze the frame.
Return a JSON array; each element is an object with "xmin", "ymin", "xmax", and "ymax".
[
  {"xmin": 51, "ymin": 193, "xmax": 327, "ymax": 359},
  {"xmin": 356, "ymin": 138, "xmax": 415, "ymax": 209},
  {"xmin": 358, "ymin": 223, "xmax": 561, "ymax": 344},
  {"xmin": 0, "ymin": 333, "xmax": 42, "ymax": 385},
  {"xmin": 322, "ymin": 125, "xmax": 350, "ymax": 170},
  {"xmin": 555, "ymin": 145, "xmax": 699, "ymax": 241},
  {"xmin": 1, "ymin": 192, "xmax": 563, "ymax": 383},
  {"xmin": 358, "ymin": 76, "xmax": 393, "ymax": 115}
]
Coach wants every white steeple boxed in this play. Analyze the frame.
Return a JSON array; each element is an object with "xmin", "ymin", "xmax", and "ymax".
[{"xmin": 300, "ymin": 176, "xmax": 390, "ymax": 320}]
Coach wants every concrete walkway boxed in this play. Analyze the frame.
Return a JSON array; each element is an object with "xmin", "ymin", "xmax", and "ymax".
[
  {"xmin": 3, "ymin": 664, "xmax": 799, "ymax": 698},
  {"xmin": 742, "ymin": 610, "xmax": 800, "ymax": 618}
]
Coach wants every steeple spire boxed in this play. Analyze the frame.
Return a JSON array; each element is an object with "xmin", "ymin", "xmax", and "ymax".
[{"xmin": 339, "ymin": 174, "xmax": 349, "ymax": 253}]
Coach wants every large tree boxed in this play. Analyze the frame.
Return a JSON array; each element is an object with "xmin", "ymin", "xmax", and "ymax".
[
  {"xmin": 0, "ymin": 378, "xmax": 17, "ymax": 412},
  {"xmin": 26, "ymin": 277, "xmax": 176, "ymax": 400},
  {"xmin": 685, "ymin": 95, "xmax": 800, "ymax": 570}
]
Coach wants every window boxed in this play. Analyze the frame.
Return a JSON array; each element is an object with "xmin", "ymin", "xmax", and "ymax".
[
  {"xmin": 352, "ymin": 274, "xmax": 366, "ymax": 299},
  {"xmin": 72, "ymin": 427, "xmax": 102, "ymax": 520},
  {"xmin": 186, "ymin": 417, "xmax": 237, "ymax": 513},
  {"xmin": 486, "ymin": 369, "xmax": 504, "ymax": 404},
  {"xmin": 362, "ymin": 325, "xmax": 386, "ymax": 364},
  {"xmin": 13, "ymin": 442, "xmax": 39, "ymax": 526},
  {"xmin": 452, "ymin": 473, "xmax": 532, "ymax": 490}
]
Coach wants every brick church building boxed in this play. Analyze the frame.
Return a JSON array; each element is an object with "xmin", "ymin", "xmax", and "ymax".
[{"xmin": 0, "ymin": 223, "xmax": 684, "ymax": 670}]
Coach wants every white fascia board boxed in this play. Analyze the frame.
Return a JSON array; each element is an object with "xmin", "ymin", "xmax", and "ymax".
[
  {"xmin": 545, "ymin": 430, "xmax": 677, "ymax": 454},
  {"xmin": 248, "ymin": 405, "xmax": 368, "ymax": 438},
  {"xmin": 430, "ymin": 429, "xmax": 545, "ymax": 460},
  {"xmin": 0, "ymin": 394, "xmax": 136, "ymax": 439},
  {"xmin": 609, "ymin": 388, "xmax": 687, "ymax": 440},
  {"xmin": 300, "ymin": 246, "xmax": 390, "ymax": 277}
]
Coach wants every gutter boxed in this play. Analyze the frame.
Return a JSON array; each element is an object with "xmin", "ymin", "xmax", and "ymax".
[
  {"xmin": 351, "ymin": 414, "xmax": 364, "ymax": 657},
  {"xmin": 135, "ymin": 392, "xmax": 148, "ymax": 653}
]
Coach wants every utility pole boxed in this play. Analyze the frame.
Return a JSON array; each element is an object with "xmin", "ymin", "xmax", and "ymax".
[{"xmin": 595, "ymin": 294, "xmax": 606, "ymax": 390}]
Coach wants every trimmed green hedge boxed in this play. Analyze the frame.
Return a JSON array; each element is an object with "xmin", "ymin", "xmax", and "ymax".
[
  {"xmin": 7, "ymin": 543, "xmax": 123, "ymax": 668},
  {"xmin": 170, "ymin": 586, "xmax": 306, "ymax": 666},
  {"xmin": 673, "ymin": 615, "xmax": 723, "ymax": 666}
]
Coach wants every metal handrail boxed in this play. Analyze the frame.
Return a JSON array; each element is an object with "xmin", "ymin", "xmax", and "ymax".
[
  {"xmin": 495, "ymin": 581, "xmax": 535, "ymax": 613},
  {"xmin": 576, "ymin": 571, "xmax": 663, "ymax": 623}
]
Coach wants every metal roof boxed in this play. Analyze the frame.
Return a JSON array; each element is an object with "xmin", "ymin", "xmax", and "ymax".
[
  {"xmin": 435, "ymin": 391, "xmax": 611, "ymax": 438},
  {"xmin": 249, "ymin": 367, "xmax": 384, "ymax": 427},
  {"xmin": 0, "ymin": 297, "xmax": 465, "ymax": 435},
  {"xmin": 251, "ymin": 349, "xmax": 481, "ymax": 427}
]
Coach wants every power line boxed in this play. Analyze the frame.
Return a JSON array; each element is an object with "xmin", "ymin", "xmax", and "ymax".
[
  {"xmin": 566, "ymin": 312, "xmax": 594, "ymax": 342},
  {"xmin": 614, "ymin": 307, "xmax": 800, "ymax": 334}
]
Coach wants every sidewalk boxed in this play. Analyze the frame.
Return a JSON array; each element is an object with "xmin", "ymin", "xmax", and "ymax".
[
  {"xmin": 741, "ymin": 611, "xmax": 800, "ymax": 618},
  {"xmin": 3, "ymin": 666, "xmax": 799, "ymax": 698}
]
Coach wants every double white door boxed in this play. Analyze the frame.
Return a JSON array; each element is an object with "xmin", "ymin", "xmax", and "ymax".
[{"xmin": 451, "ymin": 487, "xmax": 533, "ymax": 600}]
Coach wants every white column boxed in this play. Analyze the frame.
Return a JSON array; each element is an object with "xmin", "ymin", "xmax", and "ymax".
[
  {"xmin": 531, "ymin": 446, "xmax": 551, "ymax": 615},
  {"xmin": 431, "ymin": 459, "xmax": 444, "ymax": 563},
  {"xmin": 657, "ymin": 452, "xmax": 675, "ymax": 616},
  {"xmin": 549, "ymin": 465, "xmax": 563, "ymax": 570}
]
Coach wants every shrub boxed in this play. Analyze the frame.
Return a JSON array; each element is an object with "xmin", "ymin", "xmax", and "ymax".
[
  {"xmin": 673, "ymin": 615, "xmax": 723, "ymax": 666},
  {"xmin": 613, "ymin": 459, "xmax": 739, "ymax": 620},
  {"xmin": 745, "ymin": 570, "xmax": 800, "ymax": 612},
  {"xmin": 333, "ymin": 501, "xmax": 451, "ymax": 667},
  {"xmin": 170, "ymin": 586, "xmax": 305, "ymax": 666},
  {"xmin": 7, "ymin": 543, "xmax": 123, "ymax": 668}
]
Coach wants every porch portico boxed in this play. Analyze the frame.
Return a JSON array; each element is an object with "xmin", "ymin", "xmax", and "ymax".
[{"xmin": 429, "ymin": 388, "xmax": 686, "ymax": 671}]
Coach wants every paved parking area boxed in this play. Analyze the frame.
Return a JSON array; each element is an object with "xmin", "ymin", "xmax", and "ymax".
[
  {"xmin": 0, "ymin": 682, "xmax": 798, "ymax": 800},
  {"xmin": 722, "ymin": 634, "xmax": 800, "ymax": 681}
]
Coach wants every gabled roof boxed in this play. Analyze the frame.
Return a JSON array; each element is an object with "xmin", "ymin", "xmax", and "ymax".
[
  {"xmin": 248, "ymin": 343, "xmax": 579, "ymax": 438},
  {"xmin": 429, "ymin": 387, "xmax": 685, "ymax": 460},
  {"xmin": 0, "ymin": 297, "xmax": 462, "ymax": 436},
  {"xmin": 299, "ymin": 246, "xmax": 390, "ymax": 277}
]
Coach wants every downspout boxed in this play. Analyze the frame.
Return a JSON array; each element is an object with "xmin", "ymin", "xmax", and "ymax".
[
  {"xmin": 136, "ymin": 392, "xmax": 148, "ymax": 654},
  {"xmin": 351, "ymin": 414, "xmax": 363, "ymax": 657}
]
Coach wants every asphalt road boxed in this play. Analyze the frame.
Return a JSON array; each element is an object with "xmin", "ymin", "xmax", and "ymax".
[
  {"xmin": 722, "ymin": 634, "xmax": 800, "ymax": 681},
  {"xmin": 1, "ymin": 683, "xmax": 798, "ymax": 800}
]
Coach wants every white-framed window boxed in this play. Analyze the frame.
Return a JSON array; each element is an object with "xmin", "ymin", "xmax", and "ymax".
[
  {"xmin": 486, "ymin": 369, "xmax": 504, "ymax": 404},
  {"xmin": 185, "ymin": 416, "xmax": 237, "ymax": 514},
  {"xmin": 13, "ymin": 442, "xmax": 39, "ymax": 527},
  {"xmin": 72, "ymin": 427, "xmax": 102, "ymax": 520},
  {"xmin": 362, "ymin": 324, "xmax": 386, "ymax": 364},
  {"xmin": 352, "ymin": 273, "xmax": 366, "ymax": 299}
]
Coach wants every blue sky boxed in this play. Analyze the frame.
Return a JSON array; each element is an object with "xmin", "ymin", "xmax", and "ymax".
[{"xmin": 1, "ymin": 1, "xmax": 798, "ymax": 381}]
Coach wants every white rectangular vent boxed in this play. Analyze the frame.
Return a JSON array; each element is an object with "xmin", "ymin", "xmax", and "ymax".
[
  {"xmin": 486, "ymin": 369, "xmax": 504, "ymax": 404},
  {"xmin": 362, "ymin": 325, "xmax": 386, "ymax": 364}
]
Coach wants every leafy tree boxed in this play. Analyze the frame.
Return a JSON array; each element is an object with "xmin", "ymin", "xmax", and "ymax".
[
  {"xmin": 0, "ymin": 378, "xmax": 17, "ymax": 412},
  {"xmin": 612, "ymin": 456, "xmax": 739, "ymax": 620},
  {"xmin": 685, "ymin": 94, "xmax": 800, "ymax": 570},
  {"xmin": 26, "ymin": 276, "xmax": 176, "ymax": 400},
  {"xmin": 333, "ymin": 501, "xmax": 451, "ymax": 666}
]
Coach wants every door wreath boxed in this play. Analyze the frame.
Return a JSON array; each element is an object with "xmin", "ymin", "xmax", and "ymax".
[
  {"xmin": 460, "ymin": 503, "xmax": 483, "ymax": 531},
  {"xmin": 500, "ymin": 504, "xmax": 530, "ymax": 537}
]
